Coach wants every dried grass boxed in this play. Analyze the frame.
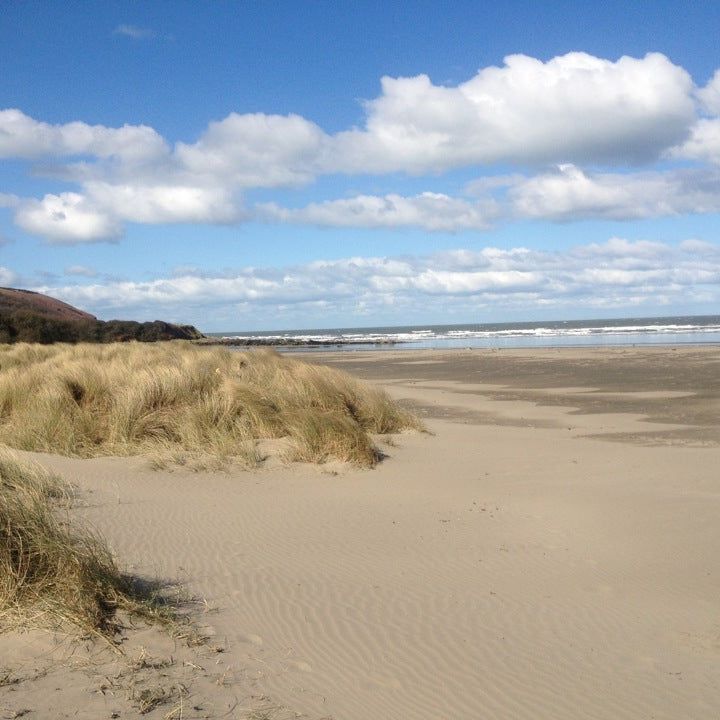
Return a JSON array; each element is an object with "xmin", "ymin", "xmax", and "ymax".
[
  {"xmin": 0, "ymin": 342, "xmax": 421, "ymax": 467},
  {"xmin": 0, "ymin": 449, "xmax": 176, "ymax": 637}
]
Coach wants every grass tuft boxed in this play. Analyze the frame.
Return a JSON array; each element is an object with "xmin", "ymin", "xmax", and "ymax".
[
  {"xmin": 0, "ymin": 449, "xmax": 178, "ymax": 637},
  {"xmin": 0, "ymin": 342, "xmax": 421, "ymax": 467}
]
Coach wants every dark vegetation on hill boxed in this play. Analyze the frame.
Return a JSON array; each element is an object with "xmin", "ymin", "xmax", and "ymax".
[
  {"xmin": 0, "ymin": 288, "xmax": 204, "ymax": 344},
  {"xmin": 0, "ymin": 287, "xmax": 96, "ymax": 322}
]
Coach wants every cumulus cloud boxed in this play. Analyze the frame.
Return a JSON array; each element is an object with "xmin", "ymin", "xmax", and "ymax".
[
  {"xmin": 259, "ymin": 192, "xmax": 496, "ymax": 231},
  {"xmin": 507, "ymin": 164, "xmax": 720, "ymax": 220},
  {"xmin": 0, "ymin": 52, "xmax": 701, "ymax": 176},
  {"xmin": 572, "ymin": 237, "xmax": 670, "ymax": 259},
  {"xmin": 256, "ymin": 164, "xmax": 720, "ymax": 231},
  {"xmin": 10, "ymin": 183, "xmax": 240, "ymax": 241},
  {"xmin": 34, "ymin": 239, "xmax": 720, "ymax": 324},
  {"xmin": 697, "ymin": 69, "xmax": 720, "ymax": 115},
  {"xmin": 680, "ymin": 238, "xmax": 720, "ymax": 256},
  {"xmin": 172, "ymin": 52, "xmax": 698, "ymax": 184},
  {"xmin": 0, "ymin": 109, "xmax": 168, "ymax": 163},
  {"xmin": 0, "ymin": 110, "xmax": 305, "ymax": 239},
  {"xmin": 671, "ymin": 118, "xmax": 720, "ymax": 164},
  {"xmin": 15, "ymin": 193, "xmax": 122, "ymax": 243},
  {"xmin": 3, "ymin": 52, "xmax": 720, "ymax": 241},
  {"xmin": 83, "ymin": 182, "xmax": 240, "ymax": 224},
  {"xmin": 668, "ymin": 70, "xmax": 720, "ymax": 164},
  {"xmin": 10, "ymin": 183, "xmax": 240, "ymax": 242},
  {"xmin": 327, "ymin": 52, "xmax": 694, "ymax": 172},
  {"xmin": 175, "ymin": 113, "xmax": 325, "ymax": 188}
]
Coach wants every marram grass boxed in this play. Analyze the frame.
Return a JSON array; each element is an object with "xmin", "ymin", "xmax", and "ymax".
[
  {"xmin": 0, "ymin": 449, "xmax": 176, "ymax": 636},
  {"xmin": 0, "ymin": 342, "xmax": 421, "ymax": 467}
]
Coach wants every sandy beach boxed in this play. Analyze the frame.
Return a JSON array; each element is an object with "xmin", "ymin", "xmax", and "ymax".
[{"xmin": 2, "ymin": 345, "xmax": 719, "ymax": 719}]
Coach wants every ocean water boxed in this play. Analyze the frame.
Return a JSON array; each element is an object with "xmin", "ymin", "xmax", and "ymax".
[{"xmin": 210, "ymin": 315, "xmax": 720, "ymax": 351}]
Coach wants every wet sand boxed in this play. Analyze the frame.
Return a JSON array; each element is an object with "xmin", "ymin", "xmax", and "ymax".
[{"xmin": 306, "ymin": 345, "xmax": 720, "ymax": 446}]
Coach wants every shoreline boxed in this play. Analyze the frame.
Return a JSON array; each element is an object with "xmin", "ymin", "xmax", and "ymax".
[
  {"xmin": 197, "ymin": 313, "xmax": 720, "ymax": 351},
  {"xmin": 196, "ymin": 336, "xmax": 720, "ymax": 351}
]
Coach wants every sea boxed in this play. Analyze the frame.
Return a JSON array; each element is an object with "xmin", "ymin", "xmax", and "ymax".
[{"xmin": 210, "ymin": 315, "xmax": 720, "ymax": 352}]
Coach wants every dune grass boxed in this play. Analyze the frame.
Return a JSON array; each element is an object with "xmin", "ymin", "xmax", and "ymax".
[
  {"xmin": 0, "ymin": 449, "xmax": 176, "ymax": 637},
  {"xmin": 0, "ymin": 342, "xmax": 420, "ymax": 467}
]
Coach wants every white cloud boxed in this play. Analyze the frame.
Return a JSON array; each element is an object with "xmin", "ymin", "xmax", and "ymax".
[
  {"xmin": 668, "ymin": 71, "xmax": 720, "ymax": 164},
  {"xmin": 697, "ymin": 69, "xmax": 720, "ymax": 115},
  {"xmin": 113, "ymin": 24, "xmax": 155, "ymax": 39},
  {"xmin": 10, "ymin": 183, "xmax": 239, "ymax": 242},
  {"xmin": 508, "ymin": 164, "xmax": 720, "ymax": 220},
  {"xmin": 259, "ymin": 192, "xmax": 496, "ymax": 231},
  {"xmin": 670, "ymin": 118, "xmax": 720, "ymax": 164},
  {"xmin": 680, "ymin": 238, "xmax": 720, "ymax": 256},
  {"xmin": 0, "ymin": 110, "xmax": 318, "ymax": 240},
  {"xmin": 34, "ymin": 239, "xmax": 720, "ymax": 325},
  {"xmin": 84, "ymin": 182, "xmax": 240, "ymax": 224},
  {"xmin": 0, "ymin": 109, "xmax": 168, "ymax": 162},
  {"xmin": 175, "ymin": 113, "xmax": 325, "ymax": 188},
  {"xmin": 572, "ymin": 237, "xmax": 670, "ymax": 260},
  {"xmin": 412, "ymin": 269, "xmax": 541, "ymax": 294},
  {"xmin": 15, "ymin": 193, "xmax": 121, "ymax": 243},
  {"xmin": 2, "ymin": 52, "xmax": 719, "ymax": 242},
  {"xmin": 10, "ymin": 157, "xmax": 720, "ymax": 240},
  {"xmin": 171, "ymin": 52, "xmax": 696, "ymax": 186},
  {"xmin": 328, "ymin": 52, "xmax": 695, "ymax": 172},
  {"xmin": 255, "ymin": 164, "xmax": 720, "ymax": 231},
  {"xmin": 1, "ymin": 52, "xmax": 700, "ymax": 177}
]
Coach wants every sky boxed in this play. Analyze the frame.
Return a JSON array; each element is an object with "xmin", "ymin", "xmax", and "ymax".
[{"xmin": 2, "ymin": 0, "xmax": 720, "ymax": 331}]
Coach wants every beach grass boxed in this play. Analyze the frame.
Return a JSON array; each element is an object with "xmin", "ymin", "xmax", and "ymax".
[
  {"xmin": 0, "ymin": 342, "xmax": 420, "ymax": 467},
  {"xmin": 0, "ymin": 449, "xmax": 177, "ymax": 637}
]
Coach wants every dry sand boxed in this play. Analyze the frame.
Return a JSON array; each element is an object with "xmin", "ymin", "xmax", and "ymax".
[{"xmin": 2, "ymin": 346, "xmax": 719, "ymax": 719}]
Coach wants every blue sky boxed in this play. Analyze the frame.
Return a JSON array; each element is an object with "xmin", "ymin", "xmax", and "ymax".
[{"xmin": 2, "ymin": 1, "xmax": 720, "ymax": 331}]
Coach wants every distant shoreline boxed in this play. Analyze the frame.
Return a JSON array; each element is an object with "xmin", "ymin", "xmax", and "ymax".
[
  {"xmin": 195, "ymin": 336, "xmax": 720, "ymax": 352},
  {"xmin": 198, "ymin": 314, "xmax": 720, "ymax": 351}
]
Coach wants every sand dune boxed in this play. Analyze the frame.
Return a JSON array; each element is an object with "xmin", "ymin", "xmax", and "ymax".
[{"xmin": 3, "ymin": 347, "xmax": 719, "ymax": 719}]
